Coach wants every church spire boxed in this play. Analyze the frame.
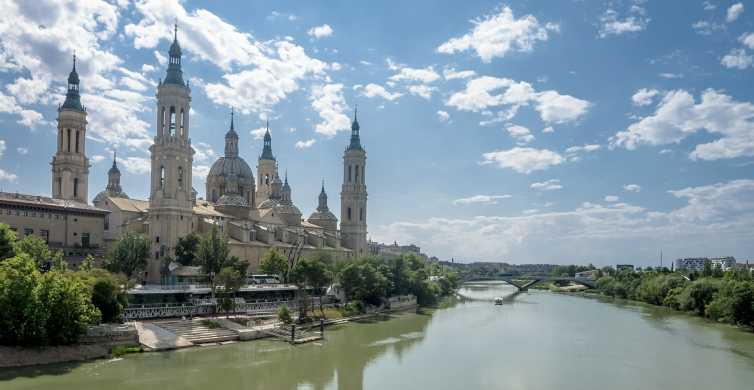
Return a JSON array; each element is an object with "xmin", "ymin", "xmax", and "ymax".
[
  {"xmin": 260, "ymin": 119, "xmax": 275, "ymax": 160},
  {"xmin": 164, "ymin": 21, "xmax": 184, "ymax": 86},
  {"xmin": 61, "ymin": 53, "xmax": 83, "ymax": 111},
  {"xmin": 317, "ymin": 179, "xmax": 329, "ymax": 212},
  {"xmin": 224, "ymin": 108, "xmax": 239, "ymax": 157},
  {"xmin": 347, "ymin": 105, "xmax": 363, "ymax": 151}
]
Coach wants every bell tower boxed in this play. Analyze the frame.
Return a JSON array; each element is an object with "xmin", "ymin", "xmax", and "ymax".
[
  {"xmin": 255, "ymin": 121, "xmax": 277, "ymax": 206},
  {"xmin": 340, "ymin": 108, "xmax": 368, "ymax": 256},
  {"xmin": 147, "ymin": 24, "xmax": 194, "ymax": 283},
  {"xmin": 52, "ymin": 54, "xmax": 89, "ymax": 203}
]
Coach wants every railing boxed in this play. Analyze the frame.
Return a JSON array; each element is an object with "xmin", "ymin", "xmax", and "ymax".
[{"xmin": 123, "ymin": 299, "xmax": 304, "ymax": 321}]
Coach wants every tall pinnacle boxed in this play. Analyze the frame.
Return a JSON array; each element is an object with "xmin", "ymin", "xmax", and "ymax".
[
  {"xmin": 62, "ymin": 53, "xmax": 83, "ymax": 111},
  {"xmin": 347, "ymin": 105, "xmax": 363, "ymax": 151},
  {"xmin": 225, "ymin": 108, "xmax": 239, "ymax": 157},
  {"xmin": 164, "ymin": 21, "xmax": 184, "ymax": 86},
  {"xmin": 261, "ymin": 119, "xmax": 275, "ymax": 160}
]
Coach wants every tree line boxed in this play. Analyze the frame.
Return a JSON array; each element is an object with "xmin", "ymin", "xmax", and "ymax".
[{"xmin": 595, "ymin": 265, "xmax": 754, "ymax": 330}]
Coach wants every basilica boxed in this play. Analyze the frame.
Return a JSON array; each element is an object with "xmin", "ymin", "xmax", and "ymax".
[{"xmin": 2, "ymin": 26, "xmax": 368, "ymax": 284}]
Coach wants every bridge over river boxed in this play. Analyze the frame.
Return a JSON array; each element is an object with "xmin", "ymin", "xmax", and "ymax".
[{"xmin": 464, "ymin": 276, "xmax": 597, "ymax": 291}]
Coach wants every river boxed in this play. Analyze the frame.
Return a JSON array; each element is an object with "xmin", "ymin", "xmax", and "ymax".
[{"xmin": 3, "ymin": 282, "xmax": 754, "ymax": 389}]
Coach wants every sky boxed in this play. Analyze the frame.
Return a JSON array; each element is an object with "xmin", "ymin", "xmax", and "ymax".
[{"xmin": 1, "ymin": 0, "xmax": 754, "ymax": 267}]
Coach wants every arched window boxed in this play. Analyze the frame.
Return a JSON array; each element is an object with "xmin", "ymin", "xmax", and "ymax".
[
  {"xmin": 75, "ymin": 130, "xmax": 80, "ymax": 153},
  {"xmin": 180, "ymin": 108, "xmax": 185, "ymax": 137},
  {"xmin": 161, "ymin": 107, "xmax": 166, "ymax": 136},
  {"xmin": 360, "ymin": 207, "xmax": 364, "ymax": 221},
  {"xmin": 169, "ymin": 107, "xmax": 176, "ymax": 136},
  {"xmin": 355, "ymin": 165, "xmax": 359, "ymax": 183},
  {"xmin": 265, "ymin": 174, "xmax": 270, "ymax": 185},
  {"xmin": 67, "ymin": 129, "xmax": 71, "ymax": 152},
  {"xmin": 178, "ymin": 166, "xmax": 184, "ymax": 190},
  {"xmin": 347, "ymin": 207, "xmax": 352, "ymax": 221},
  {"xmin": 348, "ymin": 166, "xmax": 352, "ymax": 182},
  {"xmin": 73, "ymin": 178, "xmax": 79, "ymax": 198},
  {"xmin": 57, "ymin": 177, "xmax": 62, "ymax": 196},
  {"xmin": 212, "ymin": 189, "xmax": 217, "ymax": 202},
  {"xmin": 159, "ymin": 166, "xmax": 165, "ymax": 189}
]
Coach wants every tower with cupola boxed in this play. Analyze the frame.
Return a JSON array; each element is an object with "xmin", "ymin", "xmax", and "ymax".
[
  {"xmin": 255, "ymin": 122, "xmax": 277, "ymax": 206},
  {"xmin": 52, "ymin": 55, "xmax": 89, "ymax": 203},
  {"xmin": 340, "ymin": 109, "xmax": 368, "ymax": 256},
  {"xmin": 147, "ymin": 24, "xmax": 194, "ymax": 283}
]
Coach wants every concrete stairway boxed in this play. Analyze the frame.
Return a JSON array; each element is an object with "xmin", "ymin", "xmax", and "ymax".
[{"xmin": 153, "ymin": 319, "xmax": 239, "ymax": 344}]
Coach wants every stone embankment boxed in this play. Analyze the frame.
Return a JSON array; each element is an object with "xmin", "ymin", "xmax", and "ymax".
[{"xmin": 0, "ymin": 324, "xmax": 139, "ymax": 368}]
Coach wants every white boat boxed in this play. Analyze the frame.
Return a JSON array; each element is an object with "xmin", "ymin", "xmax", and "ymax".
[{"xmin": 494, "ymin": 297, "xmax": 504, "ymax": 305}]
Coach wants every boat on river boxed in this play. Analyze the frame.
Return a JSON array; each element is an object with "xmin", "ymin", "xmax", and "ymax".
[{"xmin": 494, "ymin": 297, "xmax": 504, "ymax": 305}]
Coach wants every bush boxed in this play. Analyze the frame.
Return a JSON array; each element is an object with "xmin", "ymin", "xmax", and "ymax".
[{"xmin": 277, "ymin": 305, "xmax": 292, "ymax": 324}]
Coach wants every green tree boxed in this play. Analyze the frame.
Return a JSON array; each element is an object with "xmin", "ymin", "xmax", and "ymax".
[
  {"xmin": 339, "ymin": 261, "xmax": 388, "ymax": 306},
  {"xmin": 80, "ymin": 254, "xmax": 95, "ymax": 272},
  {"xmin": 13, "ymin": 234, "xmax": 50, "ymax": 266},
  {"xmin": 216, "ymin": 266, "xmax": 245, "ymax": 314},
  {"xmin": 277, "ymin": 305, "xmax": 292, "ymax": 324},
  {"xmin": 260, "ymin": 248, "xmax": 289, "ymax": 283},
  {"xmin": 0, "ymin": 223, "xmax": 16, "ymax": 261},
  {"xmin": 677, "ymin": 278, "xmax": 722, "ymax": 315},
  {"xmin": 0, "ymin": 254, "xmax": 46, "ymax": 345},
  {"xmin": 50, "ymin": 250, "xmax": 68, "ymax": 273},
  {"xmin": 195, "ymin": 227, "xmax": 233, "ymax": 296},
  {"xmin": 106, "ymin": 232, "xmax": 150, "ymax": 280},
  {"xmin": 37, "ymin": 271, "xmax": 100, "ymax": 344},
  {"xmin": 175, "ymin": 233, "xmax": 200, "ymax": 266},
  {"xmin": 291, "ymin": 259, "xmax": 332, "ymax": 316}
]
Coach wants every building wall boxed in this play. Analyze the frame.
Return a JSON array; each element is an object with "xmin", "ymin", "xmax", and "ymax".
[{"xmin": 0, "ymin": 204, "xmax": 105, "ymax": 248}]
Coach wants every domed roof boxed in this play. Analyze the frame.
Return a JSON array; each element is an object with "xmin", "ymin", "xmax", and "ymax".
[
  {"xmin": 274, "ymin": 202, "xmax": 302, "ymax": 217},
  {"xmin": 208, "ymin": 156, "xmax": 254, "ymax": 180},
  {"xmin": 308, "ymin": 209, "xmax": 337, "ymax": 222},
  {"xmin": 217, "ymin": 193, "xmax": 248, "ymax": 207}
]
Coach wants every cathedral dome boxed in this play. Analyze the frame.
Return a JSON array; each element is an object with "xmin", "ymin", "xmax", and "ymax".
[
  {"xmin": 217, "ymin": 193, "xmax": 248, "ymax": 207},
  {"xmin": 208, "ymin": 156, "xmax": 254, "ymax": 179}
]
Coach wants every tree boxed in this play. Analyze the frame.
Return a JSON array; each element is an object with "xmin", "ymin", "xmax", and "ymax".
[
  {"xmin": 37, "ymin": 271, "xmax": 100, "ymax": 344},
  {"xmin": 175, "ymin": 233, "xmax": 200, "ymax": 266},
  {"xmin": 0, "ymin": 254, "xmax": 46, "ymax": 345},
  {"xmin": 80, "ymin": 254, "xmax": 95, "ymax": 272},
  {"xmin": 216, "ymin": 266, "xmax": 245, "ymax": 314},
  {"xmin": 338, "ymin": 261, "xmax": 388, "ymax": 306},
  {"xmin": 73, "ymin": 268, "xmax": 128, "ymax": 324},
  {"xmin": 106, "ymin": 232, "xmax": 150, "ymax": 280},
  {"xmin": 0, "ymin": 223, "xmax": 16, "ymax": 261},
  {"xmin": 13, "ymin": 234, "xmax": 50, "ymax": 266},
  {"xmin": 50, "ymin": 250, "xmax": 68, "ymax": 273},
  {"xmin": 277, "ymin": 305, "xmax": 292, "ymax": 324},
  {"xmin": 290, "ymin": 259, "xmax": 332, "ymax": 317},
  {"xmin": 195, "ymin": 226, "xmax": 231, "ymax": 296},
  {"xmin": 260, "ymin": 248, "xmax": 288, "ymax": 283}
]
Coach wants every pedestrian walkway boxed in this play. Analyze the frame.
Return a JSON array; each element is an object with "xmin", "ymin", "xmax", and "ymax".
[
  {"xmin": 152, "ymin": 318, "xmax": 239, "ymax": 344},
  {"xmin": 134, "ymin": 322, "xmax": 193, "ymax": 351}
]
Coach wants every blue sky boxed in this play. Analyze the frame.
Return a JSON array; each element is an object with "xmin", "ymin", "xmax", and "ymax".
[{"xmin": 1, "ymin": 0, "xmax": 754, "ymax": 266}]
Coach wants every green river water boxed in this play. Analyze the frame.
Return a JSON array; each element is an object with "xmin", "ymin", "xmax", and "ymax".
[{"xmin": 3, "ymin": 282, "xmax": 754, "ymax": 390}]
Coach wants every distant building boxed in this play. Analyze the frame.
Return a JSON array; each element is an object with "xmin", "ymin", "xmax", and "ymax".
[
  {"xmin": 675, "ymin": 257, "xmax": 736, "ymax": 272},
  {"xmin": 616, "ymin": 264, "xmax": 634, "ymax": 271},
  {"xmin": 575, "ymin": 270, "xmax": 600, "ymax": 280},
  {"xmin": 368, "ymin": 240, "xmax": 423, "ymax": 259}
]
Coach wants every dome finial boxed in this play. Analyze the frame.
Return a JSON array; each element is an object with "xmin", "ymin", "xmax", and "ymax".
[
  {"xmin": 72, "ymin": 51, "xmax": 76, "ymax": 72},
  {"xmin": 113, "ymin": 150, "xmax": 117, "ymax": 167},
  {"xmin": 354, "ymin": 104, "xmax": 358, "ymax": 121},
  {"xmin": 174, "ymin": 20, "xmax": 178, "ymax": 42},
  {"xmin": 230, "ymin": 107, "xmax": 234, "ymax": 130}
]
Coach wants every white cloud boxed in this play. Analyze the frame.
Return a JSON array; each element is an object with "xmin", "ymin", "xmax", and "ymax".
[
  {"xmin": 357, "ymin": 83, "xmax": 402, "ymax": 101},
  {"xmin": 443, "ymin": 68, "xmax": 476, "ymax": 80},
  {"xmin": 632, "ymin": 88, "xmax": 659, "ymax": 106},
  {"xmin": 453, "ymin": 194, "xmax": 512, "ymax": 205},
  {"xmin": 193, "ymin": 164, "xmax": 210, "ymax": 178},
  {"xmin": 0, "ymin": 140, "xmax": 5, "ymax": 158},
  {"xmin": 623, "ymin": 184, "xmax": 641, "ymax": 192},
  {"xmin": 372, "ymin": 179, "xmax": 754, "ymax": 264},
  {"xmin": 0, "ymin": 169, "xmax": 17, "ymax": 182},
  {"xmin": 250, "ymin": 127, "xmax": 267, "ymax": 140},
  {"xmin": 604, "ymin": 195, "xmax": 620, "ymax": 202},
  {"xmin": 611, "ymin": 89, "xmax": 754, "ymax": 160},
  {"xmin": 542, "ymin": 126, "xmax": 554, "ymax": 133},
  {"xmin": 437, "ymin": 6, "xmax": 557, "ymax": 62},
  {"xmin": 692, "ymin": 20, "xmax": 724, "ymax": 35},
  {"xmin": 310, "ymin": 83, "xmax": 350, "ymax": 137},
  {"xmin": 193, "ymin": 142, "xmax": 217, "ymax": 162},
  {"xmin": 530, "ymin": 179, "xmax": 562, "ymax": 191},
  {"xmin": 740, "ymin": 32, "xmax": 754, "ymax": 49},
  {"xmin": 90, "ymin": 155, "xmax": 106, "ymax": 164},
  {"xmin": 307, "ymin": 24, "xmax": 333, "ymax": 39},
  {"xmin": 295, "ymin": 139, "xmax": 316, "ymax": 149},
  {"xmin": 659, "ymin": 72, "xmax": 683, "ymax": 79},
  {"xmin": 437, "ymin": 110, "xmax": 450, "ymax": 122},
  {"xmin": 446, "ymin": 76, "xmax": 589, "ymax": 124},
  {"xmin": 482, "ymin": 147, "xmax": 564, "ymax": 174},
  {"xmin": 721, "ymin": 48, "xmax": 753, "ymax": 69},
  {"xmin": 703, "ymin": 1, "xmax": 716, "ymax": 11},
  {"xmin": 16, "ymin": 147, "xmax": 28, "ymax": 155},
  {"xmin": 598, "ymin": 2, "xmax": 650, "ymax": 38},
  {"xmin": 506, "ymin": 124, "xmax": 535, "ymax": 145},
  {"xmin": 407, "ymin": 85, "xmax": 436, "ymax": 99},
  {"xmin": 727, "ymin": 3, "xmax": 744, "ymax": 23},
  {"xmin": 119, "ymin": 156, "xmax": 151, "ymax": 175},
  {"xmin": 389, "ymin": 66, "xmax": 440, "ymax": 84}
]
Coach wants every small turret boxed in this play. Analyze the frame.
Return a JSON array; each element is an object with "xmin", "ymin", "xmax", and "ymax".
[
  {"xmin": 224, "ymin": 108, "xmax": 239, "ymax": 157},
  {"xmin": 61, "ymin": 54, "xmax": 83, "ymax": 111},
  {"xmin": 164, "ymin": 23, "xmax": 184, "ymax": 86},
  {"xmin": 347, "ymin": 106, "xmax": 363, "ymax": 151},
  {"xmin": 260, "ymin": 120, "xmax": 275, "ymax": 160}
]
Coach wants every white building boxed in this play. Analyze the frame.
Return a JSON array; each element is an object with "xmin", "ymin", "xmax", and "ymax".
[{"xmin": 675, "ymin": 257, "xmax": 736, "ymax": 272}]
